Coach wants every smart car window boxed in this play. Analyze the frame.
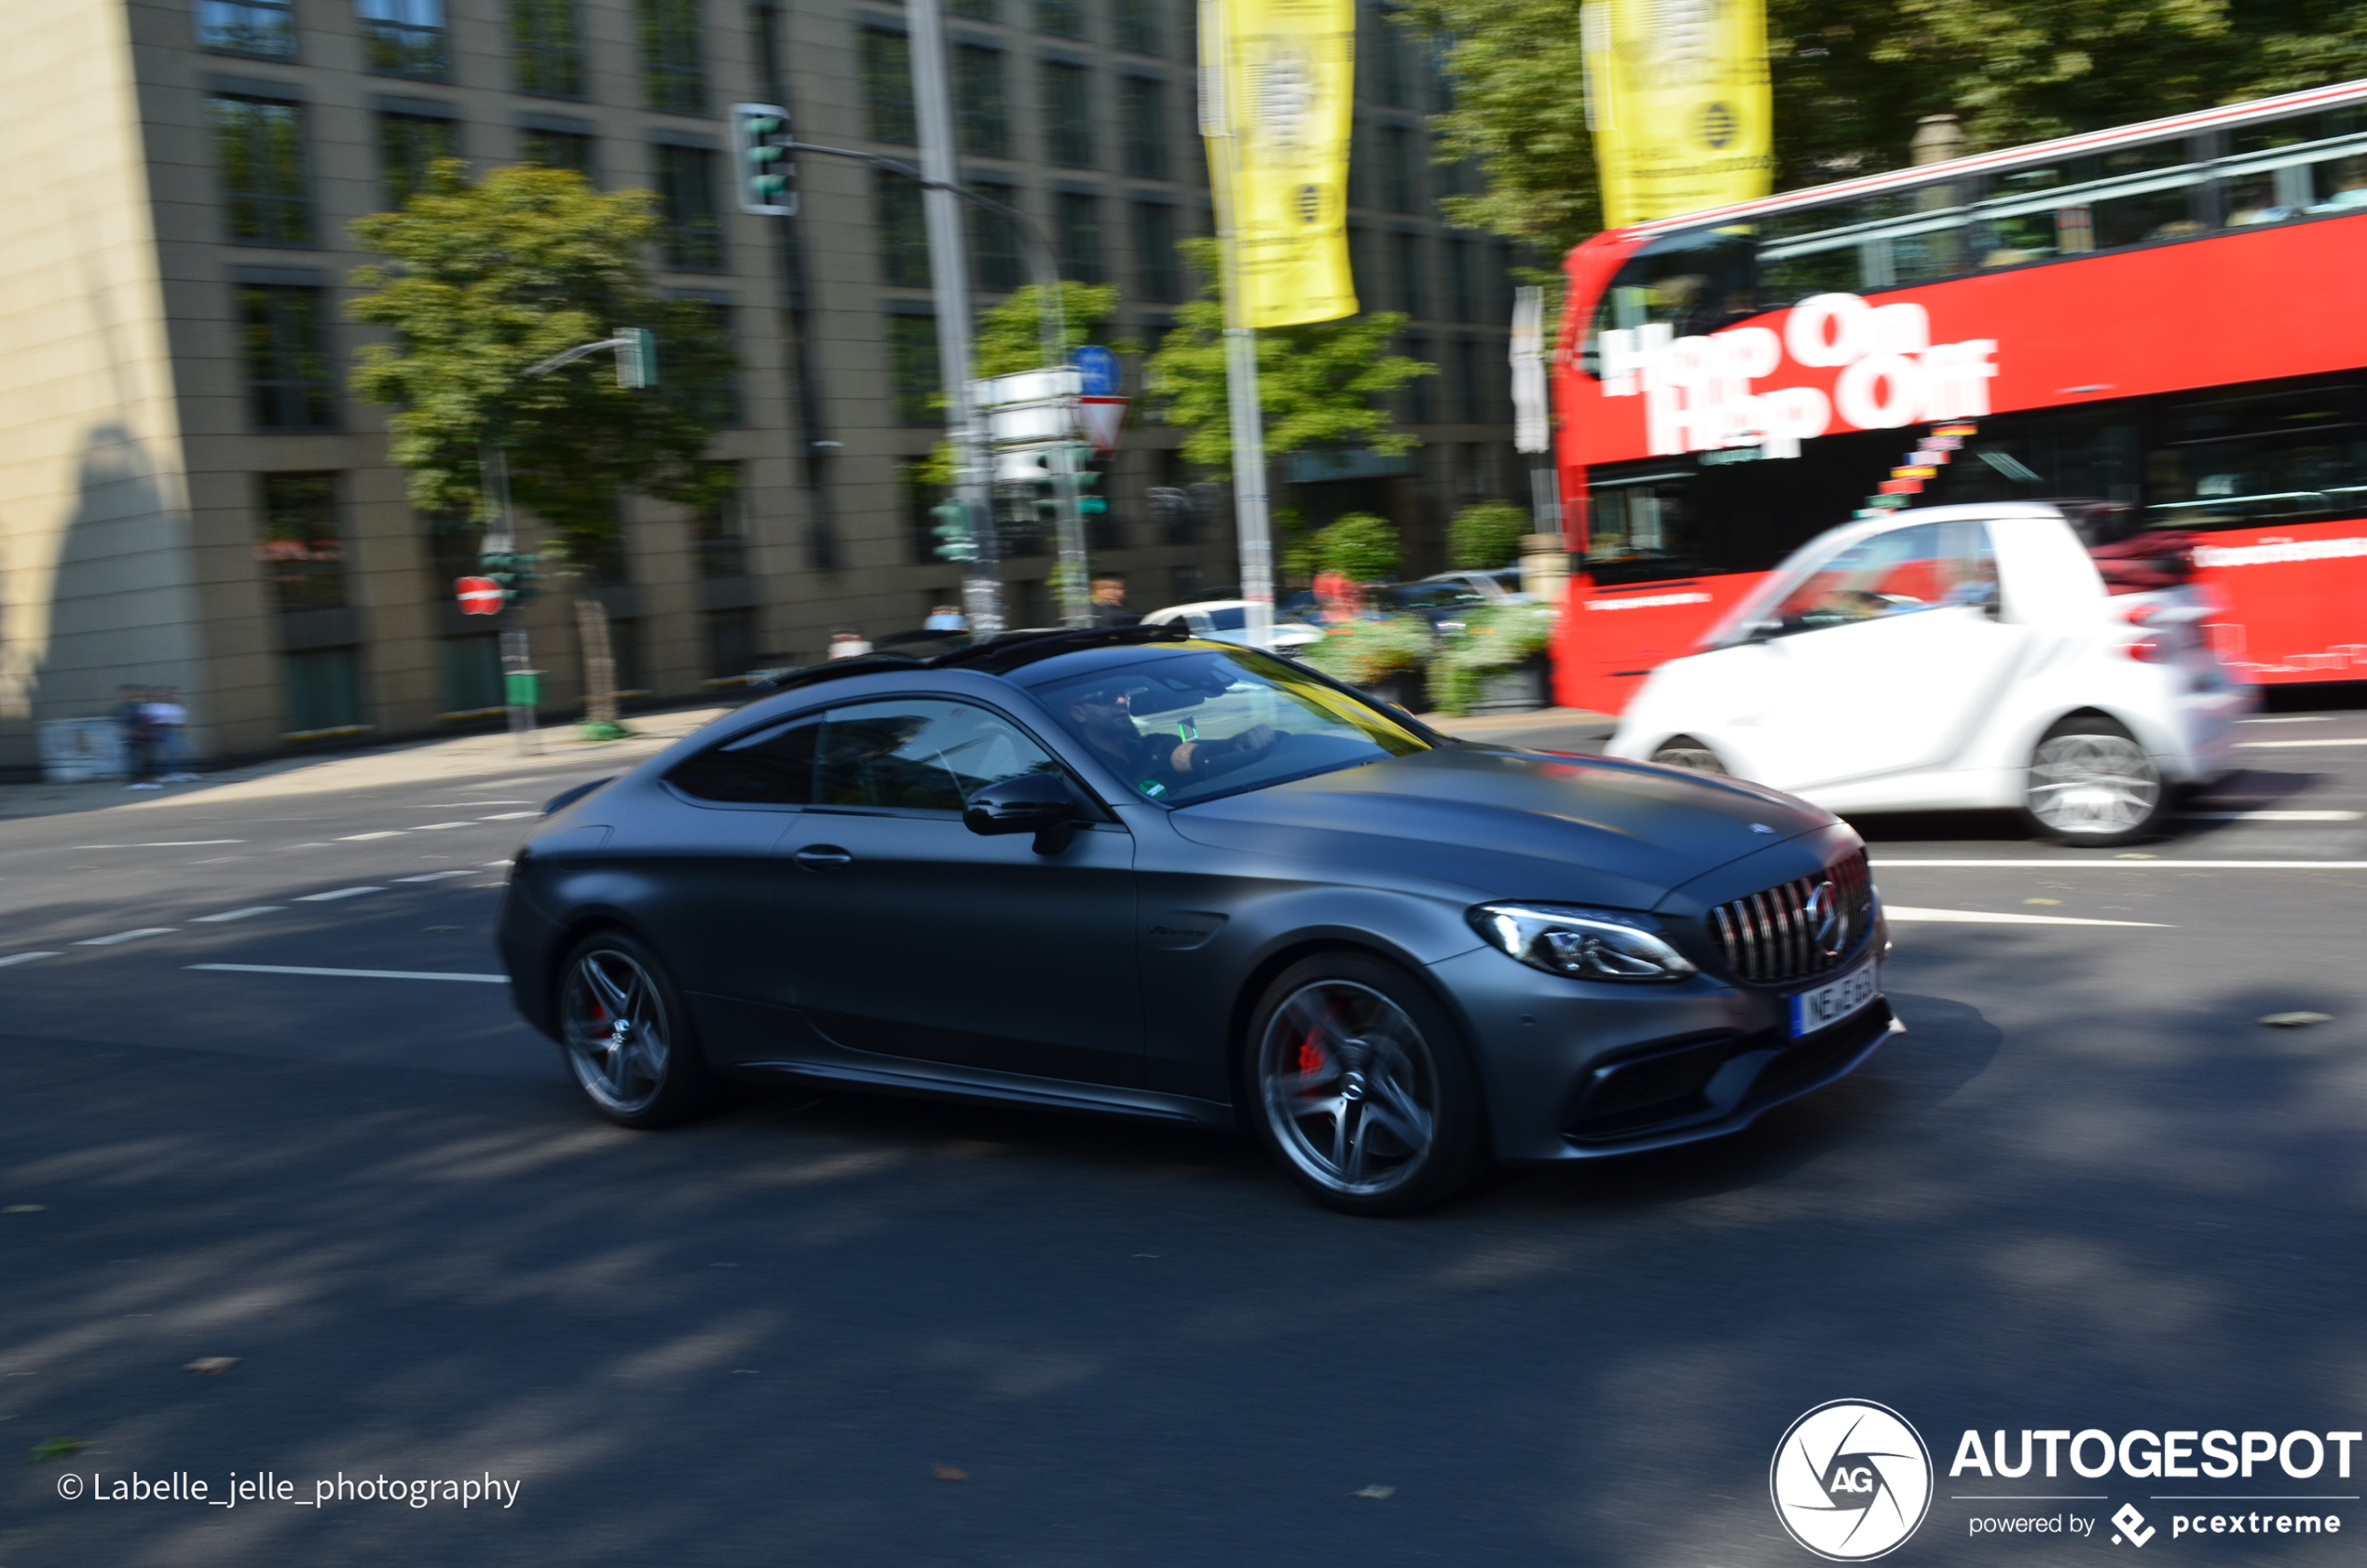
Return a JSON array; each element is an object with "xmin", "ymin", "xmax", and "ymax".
[
  {"xmin": 666, "ymin": 715, "xmax": 822, "ymax": 805},
  {"xmin": 1767, "ymin": 521, "xmax": 1994, "ymax": 634},
  {"xmin": 813, "ymin": 699, "xmax": 1060, "ymax": 812},
  {"xmin": 1030, "ymin": 648, "xmax": 1430, "ymax": 806}
]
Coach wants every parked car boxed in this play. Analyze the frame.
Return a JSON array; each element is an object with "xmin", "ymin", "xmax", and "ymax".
[
  {"xmin": 503, "ymin": 624, "xmax": 1895, "ymax": 1215},
  {"xmin": 1139, "ymin": 599, "xmax": 1324, "ymax": 655},
  {"xmin": 1605, "ymin": 502, "xmax": 2253, "ymax": 845}
]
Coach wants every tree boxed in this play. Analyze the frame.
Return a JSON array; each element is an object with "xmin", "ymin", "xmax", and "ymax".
[
  {"xmin": 1315, "ymin": 511, "xmax": 1403, "ymax": 581},
  {"xmin": 1147, "ymin": 239, "xmax": 1434, "ymax": 470},
  {"xmin": 1447, "ymin": 499, "xmax": 1527, "ymax": 569},
  {"xmin": 348, "ymin": 161, "xmax": 734, "ymax": 579},
  {"xmin": 972, "ymin": 281, "xmax": 1124, "ymax": 377}
]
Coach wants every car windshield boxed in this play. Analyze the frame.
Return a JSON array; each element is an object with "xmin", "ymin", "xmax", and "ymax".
[{"xmin": 1026, "ymin": 647, "xmax": 1430, "ymax": 806}]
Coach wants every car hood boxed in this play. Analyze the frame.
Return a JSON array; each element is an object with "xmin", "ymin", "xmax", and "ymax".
[{"xmin": 1166, "ymin": 744, "xmax": 1836, "ymax": 907}]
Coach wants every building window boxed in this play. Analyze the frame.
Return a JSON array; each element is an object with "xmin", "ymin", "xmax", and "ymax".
[
  {"xmin": 284, "ymin": 648, "xmax": 366, "ymax": 736},
  {"xmin": 521, "ymin": 127, "xmax": 595, "ymax": 178},
  {"xmin": 971, "ymin": 181, "xmax": 1025, "ymax": 292},
  {"xmin": 655, "ymin": 144, "xmax": 724, "ymax": 269},
  {"xmin": 690, "ymin": 463, "xmax": 748, "ymax": 578},
  {"xmin": 886, "ymin": 315, "xmax": 941, "ymax": 426},
  {"xmin": 212, "ymin": 98, "xmax": 312, "ymax": 247},
  {"xmin": 1393, "ymin": 230, "xmax": 1423, "ymax": 317},
  {"xmin": 198, "ymin": 0, "xmax": 295, "ymax": 59},
  {"xmin": 1445, "ymin": 238, "xmax": 1473, "ymax": 320},
  {"xmin": 639, "ymin": 0, "xmax": 706, "ymax": 113},
  {"xmin": 1372, "ymin": 3, "xmax": 1409, "ymax": 107},
  {"xmin": 1348, "ymin": 225, "xmax": 1375, "ymax": 302},
  {"xmin": 1383, "ymin": 123, "xmax": 1416, "ymax": 211},
  {"xmin": 677, "ymin": 299, "xmax": 742, "ymax": 425},
  {"xmin": 1121, "ymin": 76, "xmax": 1167, "ymax": 179},
  {"xmin": 1134, "ymin": 201, "xmax": 1180, "ymax": 301},
  {"xmin": 705, "ymin": 607, "xmax": 759, "ymax": 680},
  {"xmin": 1404, "ymin": 335, "xmax": 1431, "ymax": 423},
  {"xmin": 239, "ymin": 285, "xmax": 336, "ymax": 430},
  {"xmin": 1044, "ymin": 61, "xmax": 1092, "ymax": 167},
  {"xmin": 1116, "ymin": 0, "xmax": 1160, "ymax": 54},
  {"xmin": 954, "ymin": 46, "xmax": 1008, "ymax": 158},
  {"xmin": 441, "ymin": 634, "xmax": 505, "ymax": 716},
  {"xmin": 379, "ymin": 114, "xmax": 458, "ymax": 210},
  {"xmin": 358, "ymin": 0, "xmax": 447, "ymax": 76},
  {"xmin": 512, "ymin": 0, "xmax": 586, "ymax": 98},
  {"xmin": 255, "ymin": 473, "xmax": 347, "ymax": 611},
  {"xmin": 1036, "ymin": 0, "xmax": 1084, "ymax": 37},
  {"xmin": 1056, "ymin": 191, "xmax": 1102, "ymax": 283},
  {"xmin": 876, "ymin": 172, "xmax": 932, "ymax": 287},
  {"xmin": 862, "ymin": 30, "xmax": 918, "ymax": 144},
  {"xmin": 951, "ymin": 0, "xmax": 995, "ymax": 18},
  {"xmin": 1457, "ymin": 336, "xmax": 1483, "ymax": 421}
]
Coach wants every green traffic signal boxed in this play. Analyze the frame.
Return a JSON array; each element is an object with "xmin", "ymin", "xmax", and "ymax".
[{"xmin": 930, "ymin": 498, "xmax": 976, "ymax": 562}]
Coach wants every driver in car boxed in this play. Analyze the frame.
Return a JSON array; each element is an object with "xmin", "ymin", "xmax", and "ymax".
[{"xmin": 1062, "ymin": 682, "xmax": 1279, "ymax": 798}]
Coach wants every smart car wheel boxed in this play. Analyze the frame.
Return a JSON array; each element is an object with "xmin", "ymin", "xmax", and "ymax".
[
  {"xmin": 1247, "ymin": 953, "xmax": 1485, "ymax": 1217},
  {"xmin": 2023, "ymin": 715, "xmax": 2163, "ymax": 846},
  {"xmin": 1649, "ymin": 736, "xmax": 1728, "ymax": 774},
  {"xmin": 556, "ymin": 931, "xmax": 713, "ymax": 1128}
]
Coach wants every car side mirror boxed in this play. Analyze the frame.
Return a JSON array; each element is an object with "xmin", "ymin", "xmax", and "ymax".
[{"xmin": 964, "ymin": 771, "xmax": 1077, "ymax": 854}]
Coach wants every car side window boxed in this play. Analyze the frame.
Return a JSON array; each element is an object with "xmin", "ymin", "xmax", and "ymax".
[
  {"xmin": 814, "ymin": 699, "xmax": 1060, "ymax": 812},
  {"xmin": 667, "ymin": 715, "xmax": 823, "ymax": 805},
  {"xmin": 1769, "ymin": 521, "xmax": 1995, "ymax": 634}
]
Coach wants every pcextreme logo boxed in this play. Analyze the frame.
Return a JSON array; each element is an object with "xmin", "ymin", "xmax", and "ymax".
[{"xmin": 1772, "ymin": 1400, "xmax": 1936, "ymax": 1561}]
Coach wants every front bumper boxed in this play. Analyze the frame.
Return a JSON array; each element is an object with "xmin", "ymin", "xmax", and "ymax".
[{"xmin": 1430, "ymin": 943, "xmax": 1894, "ymax": 1164}]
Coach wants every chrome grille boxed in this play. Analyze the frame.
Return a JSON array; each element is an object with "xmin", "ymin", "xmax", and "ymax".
[{"xmin": 1708, "ymin": 850, "xmax": 1873, "ymax": 984}]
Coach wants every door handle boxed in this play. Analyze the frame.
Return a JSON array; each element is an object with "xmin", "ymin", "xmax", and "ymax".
[{"xmin": 793, "ymin": 845, "xmax": 854, "ymax": 871}]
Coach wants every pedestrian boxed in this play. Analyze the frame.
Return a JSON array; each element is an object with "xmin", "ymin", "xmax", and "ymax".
[
  {"xmin": 116, "ymin": 685, "xmax": 161, "ymax": 789},
  {"xmin": 826, "ymin": 628, "xmax": 873, "ymax": 660},
  {"xmin": 1087, "ymin": 574, "xmax": 1138, "ymax": 629},
  {"xmin": 147, "ymin": 686, "xmax": 198, "ymax": 782}
]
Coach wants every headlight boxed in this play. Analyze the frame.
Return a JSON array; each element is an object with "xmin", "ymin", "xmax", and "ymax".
[{"xmin": 1470, "ymin": 903, "xmax": 1697, "ymax": 983}]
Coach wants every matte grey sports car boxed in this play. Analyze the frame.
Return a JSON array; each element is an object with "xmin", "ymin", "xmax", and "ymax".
[{"xmin": 499, "ymin": 625, "xmax": 1894, "ymax": 1215}]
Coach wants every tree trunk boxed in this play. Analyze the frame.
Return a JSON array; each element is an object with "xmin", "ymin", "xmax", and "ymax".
[{"xmin": 575, "ymin": 597, "xmax": 618, "ymax": 725}]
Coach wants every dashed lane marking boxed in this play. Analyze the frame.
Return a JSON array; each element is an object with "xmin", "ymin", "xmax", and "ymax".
[
  {"xmin": 2182, "ymin": 810, "xmax": 2362, "ymax": 821},
  {"xmin": 413, "ymin": 800, "xmax": 534, "ymax": 807},
  {"xmin": 1873, "ymin": 859, "xmax": 2367, "ymax": 868},
  {"xmin": 338, "ymin": 831, "xmax": 406, "ymax": 840},
  {"xmin": 0, "ymin": 952, "xmax": 60, "ymax": 968},
  {"xmin": 2237, "ymin": 738, "xmax": 2367, "ymax": 748},
  {"xmin": 479, "ymin": 811, "xmax": 539, "ymax": 821},
  {"xmin": 294, "ymin": 886, "xmax": 385, "ymax": 902},
  {"xmin": 393, "ymin": 871, "xmax": 473, "ymax": 882},
  {"xmin": 410, "ymin": 822, "xmax": 474, "ymax": 830},
  {"xmin": 191, "ymin": 907, "xmax": 284, "ymax": 922},
  {"xmin": 187, "ymin": 963, "xmax": 507, "ymax": 984},
  {"xmin": 74, "ymin": 840, "xmax": 246, "ymax": 849},
  {"xmin": 75, "ymin": 929, "xmax": 176, "ymax": 946},
  {"xmin": 1885, "ymin": 906, "xmax": 2169, "ymax": 928}
]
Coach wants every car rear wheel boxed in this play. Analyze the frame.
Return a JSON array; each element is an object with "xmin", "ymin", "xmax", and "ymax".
[
  {"xmin": 2023, "ymin": 714, "xmax": 2163, "ymax": 845},
  {"xmin": 1649, "ymin": 735, "xmax": 1729, "ymax": 774},
  {"xmin": 1247, "ymin": 953, "xmax": 1485, "ymax": 1217},
  {"xmin": 556, "ymin": 931, "xmax": 713, "ymax": 1128}
]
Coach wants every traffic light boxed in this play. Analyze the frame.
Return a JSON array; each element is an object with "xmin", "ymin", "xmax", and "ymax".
[
  {"xmin": 614, "ymin": 327, "xmax": 656, "ymax": 389},
  {"xmin": 930, "ymin": 498, "xmax": 976, "ymax": 562},
  {"xmin": 730, "ymin": 102, "xmax": 796, "ymax": 216},
  {"xmin": 477, "ymin": 550, "xmax": 542, "ymax": 606},
  {"xmin": 1073, "ymin": 460, "xmax": 1106, "ymax": 518}
]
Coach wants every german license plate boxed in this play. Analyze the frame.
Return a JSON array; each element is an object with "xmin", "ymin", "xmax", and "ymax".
[{"xmin": 1789, "ymin": 957, "xmax": 1880, "ymax": 1038}]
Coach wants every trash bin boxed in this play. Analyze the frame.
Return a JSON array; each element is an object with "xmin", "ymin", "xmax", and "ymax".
[
  {"xmin": 38, "ymin": 717, "xmax": 130, "ymax": 783},
  {"xmin": 504, "ymin": 669, "xmax": 544, "ymax": 708}
]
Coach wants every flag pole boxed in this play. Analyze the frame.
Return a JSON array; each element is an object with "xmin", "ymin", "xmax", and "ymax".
[{"xmin": 1198, "ymin": 0, "xmax": 1274, "ymax": 652}]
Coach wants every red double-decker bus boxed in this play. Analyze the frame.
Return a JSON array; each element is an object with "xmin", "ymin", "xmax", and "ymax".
[{"xmin": 1550, "ymin": 79, "xmax": 2367, "ymax": 715}]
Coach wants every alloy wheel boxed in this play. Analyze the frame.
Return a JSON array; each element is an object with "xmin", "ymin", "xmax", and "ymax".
[
  {"xmin": 560, "ymin": 948, "xmax": 673, "ymax": 1116},
  {"xmin": 2027, "ymin": 730, "xmax": 2160, "ymax": 838},
  {"xmin": 1257, "ymin": 980, "xmax": 1441, "ymax": 1198}
]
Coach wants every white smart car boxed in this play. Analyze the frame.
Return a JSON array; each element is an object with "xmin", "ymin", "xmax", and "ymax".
[{"xmin": 1606, "ymin": 502, "xmax": 2254, "ymax": 845}]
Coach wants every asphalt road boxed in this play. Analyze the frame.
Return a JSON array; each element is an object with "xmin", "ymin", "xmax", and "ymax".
[{"xmin": 5, "ymin": 703, "xmax": 2366, "ymax": 1567}]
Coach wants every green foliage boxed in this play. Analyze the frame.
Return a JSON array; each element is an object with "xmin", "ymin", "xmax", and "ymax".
[
  {"xmin": 1273, "ymin": 506, "xmax": 1319, "ymax": 582},
  {"xmin": 347, "ymin": 160, "xmax": 735, "ymax": 576},
  {"xmin": 1396, "ymin": 0, "xmax": 2367, "ymax": 252},
  {"xmin": 1426, "ymin": 601, "xmax": 1557, "ymax": 715},
  {"xmin": 1314, "ymin": 511, "xmax": 1402, "ymax": 582},
  {"xmin": 1302, "ymin": 615, "xmax": 1436, "ymax": 688},
  {"xmin": 1148, "ymin": 240, "xmax": 1434, "ymax": 470},
  {"xmin": 1447, "ymin": 500, "xmax": 1529, "ymax": 569},
  {"xmin": 973, "ymin": 282, "xmax": 1128, "ymax": 376}
]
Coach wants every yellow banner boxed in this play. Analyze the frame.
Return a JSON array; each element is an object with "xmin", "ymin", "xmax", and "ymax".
[
  {"xmin": 1582, "ymin": 0, "xmax": 1773, "ymax": 230},
  {"xmin": 1206, "ymin": 0, "xmax": 1358, "ymax": 326}
]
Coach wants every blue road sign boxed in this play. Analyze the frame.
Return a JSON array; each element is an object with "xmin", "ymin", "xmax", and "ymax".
[{"xmin": 1072, "ymin": 345, "xmax": 1120, "ymax": 397}]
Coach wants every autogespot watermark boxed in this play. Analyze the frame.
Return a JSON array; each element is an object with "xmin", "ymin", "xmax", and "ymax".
[
  {"xmin": 1772, "ymin": 1404, "xmax": 2362, "ymax": 1557},
  {"xmin": 53, "ymin": 1469, "xmax": 521, "ymax": 1510}
]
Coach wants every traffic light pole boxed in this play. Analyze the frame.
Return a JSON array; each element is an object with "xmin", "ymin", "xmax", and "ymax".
[{"xmin": 478, "ymin": 444, "xmax": 540, "ymax": 757}]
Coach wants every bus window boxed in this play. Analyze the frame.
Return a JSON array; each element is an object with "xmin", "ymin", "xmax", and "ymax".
[
  {"xmin": 1586, "ymin": 226, "xmax": 1758, "ymax": 345},
  {"xmin": 1981, "ymin": 140, "xmax": 2200, "ymax": 265},
  {"xmin": 2144, "ymin": 379, "xmax": 2367, "ymax": 530},
  {"xmin": 1756, "ymin": 184, "xmax": 1970, "ymax": 303}
]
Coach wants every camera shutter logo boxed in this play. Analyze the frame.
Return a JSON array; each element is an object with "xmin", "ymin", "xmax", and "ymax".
[{"xmin": 1770, "ymin": 1400, "xmax": 1934, "ymax": 1561}]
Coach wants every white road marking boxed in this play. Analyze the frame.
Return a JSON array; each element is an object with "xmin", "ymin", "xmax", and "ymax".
[
  {"xmin": 2237, "ymin": 738, "xmax": 2367, "ymax": 748},
  {"xmin": 295, "ymin": 886, "xmax": 384, "ymax": 902},
  {"xmin": 74, "ymin": 840, "xmax": 246, "ymax": 849},
  {"xmin": 0, "ymin": 952, "xmax": 60, "ymax": 968},
  {"xmin": 187, "ymin": 963, "xmax": 507, "ymax": 984},
  {"xmin": 75, "ymin": 929, "xmax": 176, "ymax": 946},
  {"xmin": 409, "ymin": 822, "xmax": 474, "ymax": 830},
  {"xmin": 393, "ymin": 871, "xmax": 473, "ymax": 882},
  {"xmin": 1886, "ymin": 906, "xmax": 2169, "ymax": 928},
  {"xmin": 2182, "ymin": 810, "xmax": 2362, "ymax": 821},
  {"xmin": 484, "ymin": 859, "xmax": 513, "ymax": 867},
  {"xmin": 338, "ymin": 831, "xmax": 406, "ymax": 840},
  {"xmin": 191, "ymin": 907, "xmax": 284, "ymax": 923},
  {"xmin": 1873, "ymin": 859, "xmax": 2367, "ymax": 869},
  {"xmin": 413, "ymin": 800, "xmax": 533, "ymax": 807},
  {"xmin": 479, "ymin": 811, "xmax": 539, "ymax": 821},
  {"xmin": 2238, "ymin": 716, "xmax": 2332, "ymax": 723}
]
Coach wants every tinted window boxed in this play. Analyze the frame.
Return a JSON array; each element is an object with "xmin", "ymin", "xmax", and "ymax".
[
  {"xmin": 668, "ymin": 715, "xmax": 821, "ymax": 804},
  {"xmin": 1765, "ymin": 521, "xmax": 1994, "ymax": 635},
  {"xmin": 2145, "ymin": 380, "xmax": 2367, "ymax": 529},
  {"xmin": 814, "ymin": 699, "xmax": 1058, "ymax": 811}
]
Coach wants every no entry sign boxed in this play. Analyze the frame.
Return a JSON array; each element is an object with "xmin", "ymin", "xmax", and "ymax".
[{"xmin": 456, "ymin": 576, "xmax": 505, "ymax": 615}]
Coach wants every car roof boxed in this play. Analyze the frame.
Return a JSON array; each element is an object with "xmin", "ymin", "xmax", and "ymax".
[{"xmin": 745, "ymin": 621, "xmax": 1194, "ymax": 702}]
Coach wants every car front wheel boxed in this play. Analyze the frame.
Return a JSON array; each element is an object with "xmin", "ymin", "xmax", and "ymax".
[
  {"xmin": 556, "ymin": 931, "xmax": 714, "ymax": 1127},
  {"xmin": 1246, "ymin": 953, "xmax": 1485, "ymax": 1217},
  {"xmin": 2023, "ymin": 714, "xmax": 2163, "ymax": 845}
]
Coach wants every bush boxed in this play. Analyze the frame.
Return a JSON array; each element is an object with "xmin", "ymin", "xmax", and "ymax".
[
  {"xmin": 1302, "ymin": 615, "xmax": 1435, "ymax": 689},
  {"xmin": 1313, "ymin": 511, "xmax": 1401, "ymax": 582},
  {"xmin": 1448, "ymin": 500, "xmax": 1528, "ymax": 570},
  {"xmin": 1426, "ymin": 600, "xmax": 1557, "ymax": 715}
]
